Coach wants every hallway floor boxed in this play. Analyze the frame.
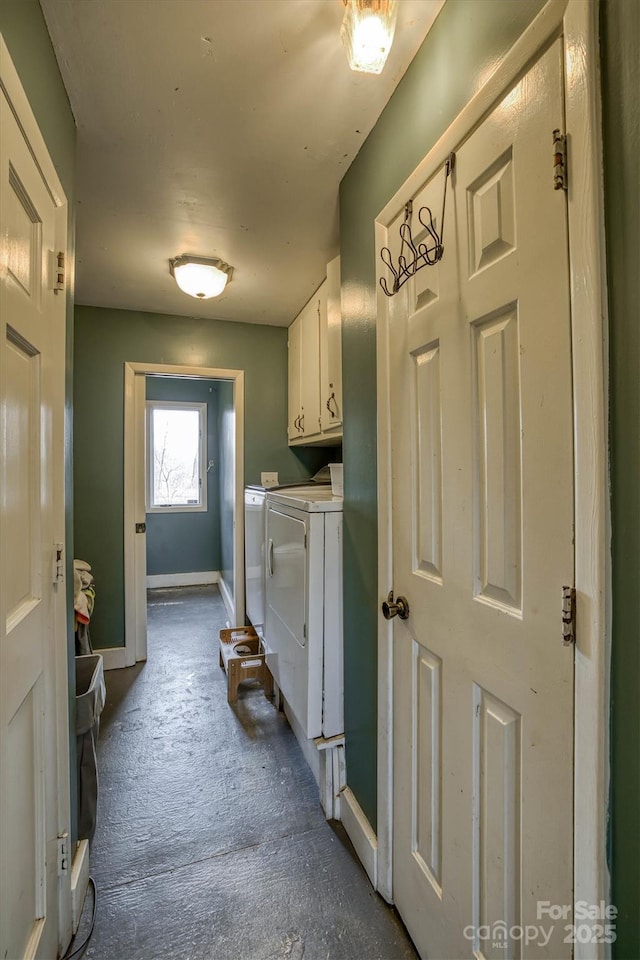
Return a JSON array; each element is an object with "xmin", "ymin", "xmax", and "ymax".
[{"xmin": 81, "ymin": 585, "xmax": 417, "ymax": 960}]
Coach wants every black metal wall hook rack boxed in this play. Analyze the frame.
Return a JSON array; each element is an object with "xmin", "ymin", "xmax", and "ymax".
[{"xmin": 379, "ymin": 152, "xmax": 456, "ymax": 297}]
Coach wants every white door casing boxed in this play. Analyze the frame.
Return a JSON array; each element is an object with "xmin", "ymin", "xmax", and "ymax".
[
  {"xmin": 0, "ymin": 36, "xmax": 70, "ymax": 960},
  {"xmin": 375, "ymin": 3, "xmax": 611, "ymax": 958},
  {"xmin": 133, "ymin": 371, "xmax": 147, "ymax": 662},
  {"xmin": 123, "ymin": 362, "xmax": 245, "ymax": 667},
  {"xmin": 389, "ymin": 39, "xmax": 574, "ymax": 959}
]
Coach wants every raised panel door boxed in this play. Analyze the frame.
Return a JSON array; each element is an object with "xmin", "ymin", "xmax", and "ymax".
[
  {"xmin": 391, "ymin": 41, "xmax": 574, "ymax": 960},
  {"xmin": 0, "ymin": 68, "xmax": 68, "ymax": 960}
]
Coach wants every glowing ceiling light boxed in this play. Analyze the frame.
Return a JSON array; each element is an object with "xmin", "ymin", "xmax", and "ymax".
[
  {"xmin": 341, "ymin": 0, "xmax": 398, "ymax": 75},
  {"xmin": 169, "ymin": 255, "xmax": 233, "ymax": 299}
]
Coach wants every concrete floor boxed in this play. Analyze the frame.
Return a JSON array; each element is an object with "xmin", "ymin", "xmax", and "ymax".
[{"xmin": 80, "ymin": 585, "xmax": 417, "ymax": 960}]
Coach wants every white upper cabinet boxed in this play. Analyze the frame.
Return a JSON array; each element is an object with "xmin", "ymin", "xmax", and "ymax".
[
  {"xmin": 288, "ymin": 289, "xmax": 321, "ymax": 443},
  {"xmin": 320, "ymin": 255, "xmax": 342, "ymax": 433},
  {"xmin": 287, "ymin": 313, "xmax": 302, "ymax": 442},
  {"xmin": 300, "ymin": 288, "xmax": 322, "ymax": 440},
  {"xmin": 288, "ymin": 259, "xmax": 342, "ymax": 447}
]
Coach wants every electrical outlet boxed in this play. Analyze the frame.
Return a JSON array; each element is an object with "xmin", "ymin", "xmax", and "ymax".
[{"xmin": 261, "ymin": 472, "xmax": 279, "ymax": 487}]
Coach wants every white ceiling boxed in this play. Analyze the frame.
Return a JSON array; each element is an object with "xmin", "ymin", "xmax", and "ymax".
[{"xmin": 41, "ymin": 0, "xmax": 442, "ymax": 327}]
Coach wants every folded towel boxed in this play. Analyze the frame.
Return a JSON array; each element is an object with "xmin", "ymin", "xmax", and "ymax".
[{"xmin": 74, "ymin": 559, "xmax": 95, "ymax": 624}]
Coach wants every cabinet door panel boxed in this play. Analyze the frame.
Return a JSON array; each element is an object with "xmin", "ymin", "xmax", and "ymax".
[
  {"xmin": 300, "ymin": 295, "xmax": 321, "ymax": 438},
  {"xmin": 288, "ymin": 316, "xmax": 302, "ymax": 441},
  {"xmin": 321, "ymin": 256, "xmax": 342, "ymax": 431}
]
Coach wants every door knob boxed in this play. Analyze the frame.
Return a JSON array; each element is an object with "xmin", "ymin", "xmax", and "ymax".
[{"xmin": 382, "ymin": 591, "xmax": 410, "ymax": 620}]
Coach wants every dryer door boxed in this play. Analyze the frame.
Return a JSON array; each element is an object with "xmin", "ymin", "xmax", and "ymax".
[{"xmin": 265, "ymin": 504, "xmax": 322, "ymax": 738}]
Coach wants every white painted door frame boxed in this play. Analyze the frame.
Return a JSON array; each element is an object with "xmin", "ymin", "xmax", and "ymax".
[
  {"xmin": 374, "ymin": 1, "xmax": 611, "ymax": 954},
  {"xmin": 0, "ymin": 34, "xmax": 72, "ymax": 956},
  {"xmin": 123, "ymin": 361, "xmax": 245, "ymax": 667}
]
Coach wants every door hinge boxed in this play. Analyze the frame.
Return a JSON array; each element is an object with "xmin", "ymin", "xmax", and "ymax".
[
  {"xmin": 562, "ymin": 586, "xmax": 576, "ymax": 645},
  {"xmin": 135, "ymin": 522, "xmax": 146, "ymax": 533},
  {"xmin": 53, "ymin": 542, "xmax": 64, "ymax": 584},
  {"xmin": 49, "ymin": 250, "xmax": 65, "ymax": 293},
  {"xmin": 57, "ymin": 833, "xmax": 69, "ymax": 877},
  {"xmin": 303, "ymin": 623, "xmax": 307, "ymax": 640},
  {"xmin": 553, "ymin": 129, "xmax": 568, "ymax": 191}
]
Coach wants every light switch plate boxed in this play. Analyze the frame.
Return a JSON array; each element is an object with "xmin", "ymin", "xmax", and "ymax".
[{"xmin": 261, "ymin": 472, "xmax": 279, "ymax": 487}]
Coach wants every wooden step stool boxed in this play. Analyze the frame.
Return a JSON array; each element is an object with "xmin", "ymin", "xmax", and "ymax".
[{"xmin": 218, "ymin": 627, "xmax": 273, "ymax": 704}]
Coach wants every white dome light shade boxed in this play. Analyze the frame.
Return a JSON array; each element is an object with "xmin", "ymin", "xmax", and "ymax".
[
  {"xmin": 169, "ymin": 255, "xmax": 233, "ymax": 299},
  {"xmin": 341, "ymin": 0, "xmax": 398, "ymax": 75}
]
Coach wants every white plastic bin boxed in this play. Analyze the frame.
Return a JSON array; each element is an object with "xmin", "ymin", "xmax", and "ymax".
[
  {"xmin": 76, "ymin": 654, "xmax": 106, "ymax": 842},
  {"xmin": 329, "ymin": 463, "xmax": 343, "ymax": 496}
]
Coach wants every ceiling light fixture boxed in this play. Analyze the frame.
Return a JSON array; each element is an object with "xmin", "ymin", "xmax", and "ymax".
[
  {"xmin": 340, "ymin": 0, "xmax": 398, "ymax": 75},
  {"xmin": 169, "ymin": 255, "xmax": 233, "ymax": 299}
]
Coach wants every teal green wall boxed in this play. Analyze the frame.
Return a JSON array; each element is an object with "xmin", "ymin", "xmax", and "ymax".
[
  {"xmin": 74, "ymin": 305, "xmax": 330, "ymax": 649},
  {"xmin": 339, "ymin": 0, "xmax": 546, "ymax": 827},
  {"xmin": 145, "ymin": 377, "xmax": 221, "ymax": 577},
  {"xmin": 0, "ymin": 0, "xmax": 78, "ymax": 841},
  {"xmin": 217, "ymin": 381, "xmax": 235, "ymax": 594},
  {"xmin": 601, "ymin": 1, "xmax": 640, "ymax": 955},
  {"xmin": 0, "ymin": 2, "xmax": 76, "ymax": 188}
]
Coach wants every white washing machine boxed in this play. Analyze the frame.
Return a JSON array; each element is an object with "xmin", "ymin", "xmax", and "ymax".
[
  {"xmin": 244, "ymin": 487, "xmax": 267, "ymax": 637},
  {"xmin": 264, "ymin": 486, "xmax": 343, "ymax": 740},
  {"xmin": 244, "ymin": 471, "xmax": 332, "ymax": 637}
]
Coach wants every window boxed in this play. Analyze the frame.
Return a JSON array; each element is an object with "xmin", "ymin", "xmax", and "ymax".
[{"xmin": 146, "ymin": 401, "xmax": 207, "ymax": 512}]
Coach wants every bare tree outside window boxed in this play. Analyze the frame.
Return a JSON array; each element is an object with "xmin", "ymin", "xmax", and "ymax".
[{"xmin": 147, "ymin": 403, "xmax": 206, "ymax": 510}]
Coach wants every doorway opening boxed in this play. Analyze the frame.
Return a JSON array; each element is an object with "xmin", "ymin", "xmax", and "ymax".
[{"xmin": 123, "ymin": 362, "xmax": 245, "ymax": 666}]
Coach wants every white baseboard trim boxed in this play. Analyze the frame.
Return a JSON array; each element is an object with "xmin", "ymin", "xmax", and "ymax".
[
  {"xmin": 70, "ymin": 839, "xmax": 90, "ymax": 934},
  {"xmin": 218, "ymin": 575, "xmax": 235, "ymax": 623},
  {"xmin": 283, "ymin": 699, "xmax": 321, "ymax": 786},
  {"xmin": 340, "ymin": 786, "xmax": 378, "ymax": 889},
  {"xmin": 94, "ymin": 646, "xmax": 127, "ymax": 671},
  {"xmin": 281, "ymin": 698, "xmax": 346, "ymax": 821},
  {"xmin": 316, "ymin": 735, "xmax": 346, "ymax": 821},
  {"xmin": 146, "ymin": 570, "xmax": 219, "ymax": 589}
]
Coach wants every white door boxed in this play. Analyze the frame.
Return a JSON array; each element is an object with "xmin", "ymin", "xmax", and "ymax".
[
  {"xmin": 389, "ymin": 41, "xmax": 574, "ymax": 960},
  {"xmin": 0, "ymin": 49, "xmax": 69, "ymax": 960}
]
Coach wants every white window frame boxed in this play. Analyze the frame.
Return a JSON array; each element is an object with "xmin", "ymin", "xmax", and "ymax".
[{"xmin": 146, "ymin": 400, "xmax": 207, "ymax": 513}]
